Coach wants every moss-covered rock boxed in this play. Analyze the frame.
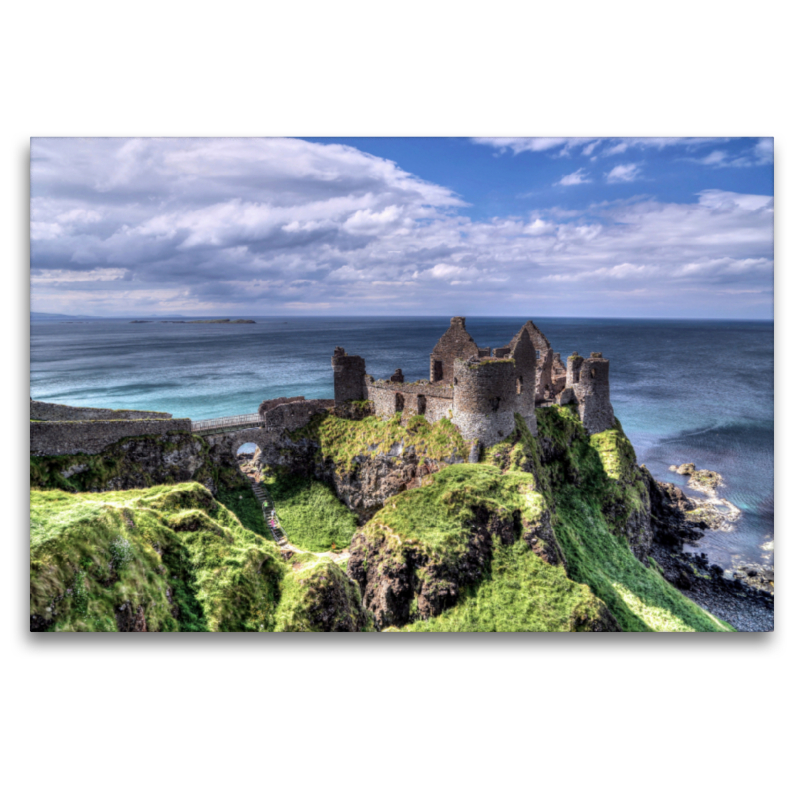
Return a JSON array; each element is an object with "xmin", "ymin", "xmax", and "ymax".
[
  {"xmin": 347, "ymin": 462, "xmax": 614, "ymax": 631},
  {"xmin": 30, "ymin": 483, "xmax": 369, "ymax": 633},
  {"xmin": 275, "ymin": 554, "xmax": 374, "ymax": 632},
  {"xmin": 261, "ymin": 412, "xmax": 470, "ymax": 524},
  {"xmin": 349, "ymin": 409, "xmax": 733, "ymax": 632},
  {"xmin": 30, "ymin": 432, "xmax": 220, "ymax": 494}
]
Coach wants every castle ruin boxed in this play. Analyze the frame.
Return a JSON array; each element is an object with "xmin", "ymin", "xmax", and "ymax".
[
  {"xmin": 332, "ymin": 316, "xmax": 614, "ymax": 448},
  {"xmin": 31, "ymin": 317, "xmax": 614, "ymax": 461}
]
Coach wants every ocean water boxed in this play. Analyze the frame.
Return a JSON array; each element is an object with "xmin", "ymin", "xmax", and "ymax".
[{"xmin": 30, "ymin": 316, "xmax": 774, "ymax": 573}]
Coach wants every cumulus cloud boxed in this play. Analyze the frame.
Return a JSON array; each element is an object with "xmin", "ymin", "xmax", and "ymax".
[
  {"xmin": 30, "ymin": 138, "xmax": 773, "ymax": 318},
  {"xmin": 555, "ymin": 168, "xmax": 591, "ymax": 186},
  {"xmin": 606, "ymin": 163, "xmax": 642, "ymax": 183}
]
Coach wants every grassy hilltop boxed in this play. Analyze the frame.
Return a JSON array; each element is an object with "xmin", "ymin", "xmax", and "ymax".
[{"xmin": 29, "ymin": 405, "xmax": 733, "ymax": 632}]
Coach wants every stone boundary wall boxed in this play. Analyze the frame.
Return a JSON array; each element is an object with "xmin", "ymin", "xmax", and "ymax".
[
  {"xmin": 368, "ymin": 379, "xmax": 454, "ymax": 398},
  {"xmin": 30, "ymin": 399, "xmax": 172, "ymax": 421},
  {"xmin": 366, "ymin": 380, "xmax": 454, "ymax": 424},
  {"xmin": 30, "ymin": 418, "xmax": 193, "ymax": 456},
  {"xmin": 261, "ymin": 399, "xmax": 334, "ymax": 434}
]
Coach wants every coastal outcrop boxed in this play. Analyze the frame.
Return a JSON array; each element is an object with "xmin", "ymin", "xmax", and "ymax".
[
  {"xmin": 29, "ymin": 483, "xmax": 370, "ymax": 633},
  {"xmin": 670, "ymin": 462, "xmax": 724, "ymax": 493},
  {"xmin": 30, "ymin": 431, "xmax": 220, "ymax": 494},
  {"xmin": 29, "ymin": 309, "xmax": 768, "ymax": 631},
  {"xmin": 257, "ymin": 411, "xmax": 469, "ymax": 523}
]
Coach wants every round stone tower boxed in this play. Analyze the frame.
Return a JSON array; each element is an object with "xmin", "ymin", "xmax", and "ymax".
[{"xmin": 452, "ymin": 357, "xmax": 517, "ymax": 447}]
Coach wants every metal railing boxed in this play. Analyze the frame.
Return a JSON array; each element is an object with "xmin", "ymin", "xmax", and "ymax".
[{"xmin": 191, "ymin": 413, "xmax": 261, "ymax": 432}]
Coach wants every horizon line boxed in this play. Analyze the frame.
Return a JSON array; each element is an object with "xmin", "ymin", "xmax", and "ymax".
[{"xmin": 30, "ymin": 311, "xmax": 776, "ymax": 323}]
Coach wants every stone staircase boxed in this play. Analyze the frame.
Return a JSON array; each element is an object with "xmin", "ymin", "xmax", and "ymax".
[{"xmin": 248, "ymin": 478, "xmax": 288, "ymax": 547}]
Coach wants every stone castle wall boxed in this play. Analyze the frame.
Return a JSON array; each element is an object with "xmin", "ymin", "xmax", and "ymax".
[
  {"xmin": 551, "ymin": 353, "xmax": 567, "ymax": 396},
  {"xmin": 366, "ymin": 380, "xmax": 453, "ymax": 424},
  {"xmin": 30, "ymin": 399, "xmax": 172, "ymax": 421},
  {"xmin": 30, "ymin": 418, "xmax": 193, "ymax": 456},
  {"xmin": 452, "ymin": 358, "xmax": 517, "ymax": 447}
]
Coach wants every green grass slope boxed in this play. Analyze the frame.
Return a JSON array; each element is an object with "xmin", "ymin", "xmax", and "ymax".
[
  {"xmin": 350, "ymin": 463, "xmax": 616, "ymax": 632},
  {"xmin": 294, "ymin": 411, "xmax": 469, "ymax": 473},
  {"xmin": 275, "ymin": 553, "xmax": 374, "ymax": 632},
  {"xmin": 530, "ymin": 407, "xmax": 732, "ymax": 632},
  {"xmin": 353, "ymin": 407, "xmax": 732, "ymax": 632},
  {"xmin": 263, "ymin": 472, "xmax": 358, "ymax": 552},
  {"xmin": 30, "ymin": 483, "xmax": 366, "ymax": 632}
]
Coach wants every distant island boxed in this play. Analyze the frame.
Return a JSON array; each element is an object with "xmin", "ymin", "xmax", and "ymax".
[{"xmin": 130, "ymin": 319, "xmax": 256, "ymax": 324}]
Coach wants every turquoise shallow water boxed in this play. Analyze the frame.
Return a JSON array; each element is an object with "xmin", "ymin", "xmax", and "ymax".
[{"xmin": 30, "ymin": 316, "xmax": 773, "ymax": 572}]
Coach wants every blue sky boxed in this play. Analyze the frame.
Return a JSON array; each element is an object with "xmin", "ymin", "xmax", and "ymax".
[
  {"xmin": 304, "ymin": 137, "xmax": 775, "ymax": 219},
  {"xmin": 30, "ymin": 137, "xmax": 774, "ymax": 319}
]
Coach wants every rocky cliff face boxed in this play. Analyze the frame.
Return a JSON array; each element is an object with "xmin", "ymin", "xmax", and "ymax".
[
  {"xmin": 31, "ymin": 401, "xmax": 743, "ymax": 632},
  {"xmin": 30, "ymin": 432, "xmax": 219, "ymax": 494},
  {"xmin": 256, "ymin": 411, "xmax": 468, "ymax": 524},
  {"xmin": 347, "ymin": 492, "xmax": 575, "ymax": 629}
]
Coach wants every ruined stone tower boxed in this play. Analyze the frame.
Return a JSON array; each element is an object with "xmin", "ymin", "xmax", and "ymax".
[
  {"xmin": 452, "ymin": 357, "xmax": 517, "ymax": 448},
  {"xmin": 508, "ymin": 326, "xmax": 538, "ymax": 435},
  {"xmin": 430, "ymin": 316, "xmax": 479, "ymax": 384},
  {"xmin": 570, "ymin": 352, "xmax": 614, "ymax": 435},
  {"xmin": 331, "ymin": 347, "xmax": 366, "ymax": 405},
  {"xmin": 507, "ymin": 320, "xmax": 555, "ymax": 402}
]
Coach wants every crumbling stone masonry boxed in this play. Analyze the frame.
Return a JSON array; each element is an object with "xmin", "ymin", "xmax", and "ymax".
[
  {"xmin": 30, "ymin": 316, "xmax": 615, "ymax": 461},
  {"xmin": 30, "ymin": 418, "xmax": 193, "ymax": 456},
  {"xmin": 331, "ymin": 347, "xmax": 367, "ymax": 404},
  {"xmin": 331, "ymin": 316, "xmax": 614, "ymax": 447},
  {"xmin": 429, "ymin": 316, "xmax": 479, "ymax": 384},
  {"xmin": 570, "ymin": 353, "xmax": 614, "ymax": 435}
]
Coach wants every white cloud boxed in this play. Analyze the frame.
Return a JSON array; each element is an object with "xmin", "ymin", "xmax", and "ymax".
[
  {"xmin": 754, "ymin": 137, "xmax": 774, "ymax": 164},
  {"xmin": 472, "ymin": 137, "xmax": 594, "ymax": 155},
  {"xmin": 690, "ymin": 138, "xmax": 774, "ymax": 168},
  {"xmin": 555, "ymin": 168, "xmax": 591, "ymax": 186},
  {"xmin": 606, "ymin": 163, "xmax": 642, "ymax": 183},
  {"xmin": 603, "ymin": 142, "xmax": 628, "ymax": 156},
  {"xmin": 31, "ymin": 268, "xmax": 128, "ymax": 284},
  {"xmin": 430, "ymin": 263, "xmax": 468, "ymax": 280},
  {"xmin": 700, "ymin": 151, "xmax": 728, "ymax": 166},
  {"xmin": 30, "ymin": 138, "xmax": 773, "ymax": 317}
]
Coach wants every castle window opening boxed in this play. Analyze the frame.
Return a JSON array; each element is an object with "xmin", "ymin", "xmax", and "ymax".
[
  {"xmin": 417, "ymin": 395, "xmax": 426, "ymax": 415},
  {"xmin": 516, "ymin": 376, "xmax": 523, "ymax": 394},
  {"xmin": 535, "ymin": 350, "xmax": 540, "ymax": 359},
  {"xmin": 432, "ymin": 360, "xmax": 443, "ymax": 382},
  {"xmin": 591, "ymin": 369, "xmax": 596, "ymax": 378},
  {"xmin": 395, "ymin": 393, "xmax": 405, "ymax": 413}
]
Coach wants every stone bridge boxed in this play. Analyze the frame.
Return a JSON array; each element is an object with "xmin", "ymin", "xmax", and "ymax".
[
  {"xmin": 191, "ymin": 413, "xmax": 277, "ymax": 457},
  {"xmin": 192, "ymin": 399, "xmax": 333, "ymax": 457}
]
